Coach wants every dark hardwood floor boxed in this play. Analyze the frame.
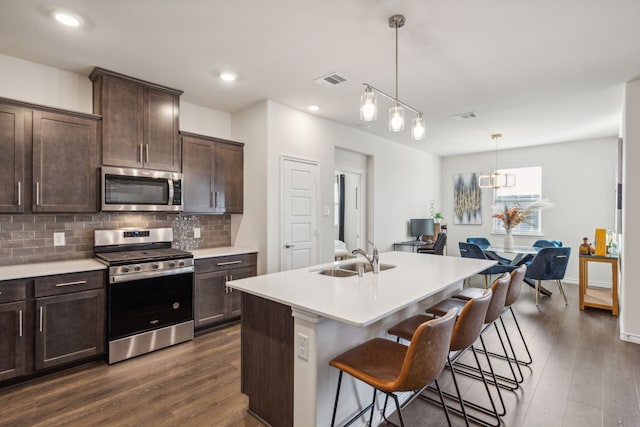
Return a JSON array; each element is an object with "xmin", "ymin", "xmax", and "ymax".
[{"xmin": 1, "ymin": 281, "xmax": 638, "ymax": 427}]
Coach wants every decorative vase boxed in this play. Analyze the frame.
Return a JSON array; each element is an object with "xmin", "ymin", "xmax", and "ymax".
[{"xmin": 504, "ymin": 229, "xmax": 514, "ymax": 251}]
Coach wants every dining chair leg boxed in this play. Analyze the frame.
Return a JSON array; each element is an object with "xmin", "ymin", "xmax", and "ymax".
[
  {"xmin": 535, "ymin": 280, "xmax": 540, "ymax": 306},
  {"xmin": 483, "ymin": 275, "xmax": 489, "ymax": 289},
  {"xmin": 557, "ymin": 280, "xmax": 568, "ymax": 305}
]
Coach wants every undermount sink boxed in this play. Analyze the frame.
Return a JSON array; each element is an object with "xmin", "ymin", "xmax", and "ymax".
[
  {"xmin": 315, "ymin": 262, "xmax": 396, "ymax": 277},
  {"xmin": 316, "ymin": 268, "xmax": 358, "ymax": 277},
  {"xmin": 338, "ymin": 262, "xmax": 396, "ymax": 273}
]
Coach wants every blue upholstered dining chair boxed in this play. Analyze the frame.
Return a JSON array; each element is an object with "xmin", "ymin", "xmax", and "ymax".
[
  {"xmin": 524, "ymin": 247, "xmax": 571, "ymax": 306},
  {"xmin": 532, "ymin": 239, "xmax": 562, "ymax": 248},
  {"xmin": 459, "ymin": 242, "xmax": 516, "ymax": 288},
  {"xmin": 466, "ymin": 237, "xmax": 511, "ymax": 265}
]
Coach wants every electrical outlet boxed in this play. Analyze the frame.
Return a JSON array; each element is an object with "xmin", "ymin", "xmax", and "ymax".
[
  {"xmin": 53, "ymin": 232, "xmax": 65, "ymax": 246},
  {"xmin": 193, "ymin": 227, "xmax": 201, "ymax": 238},
  {"xmin": 296, "ymin": 332, "xmax": 309, "ymax": 361}
]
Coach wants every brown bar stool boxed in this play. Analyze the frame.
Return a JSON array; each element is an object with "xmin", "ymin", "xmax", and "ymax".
[
  {"xmin": 454, "ymin": 265, "xmax": 532, "ymax": 367},
  {"xmin": 329, "ymin": 308, "xmax": 457, "ymax": 427},
  {"xmin": 388, "ymin": 289, "xmax": 493, "ymax": 427},
  {"xmin": 424, "ymin": 273, "xmax": 514, "ymax": 425}
]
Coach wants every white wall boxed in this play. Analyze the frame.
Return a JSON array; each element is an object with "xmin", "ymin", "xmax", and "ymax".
[
  {"xmin": 441, "ymin": 137, "xmax": 618, "ymax": 283},
  {"xmin": 180, "ymin": 101, "xmax": 231, "ymax": 139},
  {"xmin": 0, "ymin": 53, "xmax": 92, "ymax": 113},
  {"xmin": 621, "ymin": 79, "xmax": 640, "ymax": 343},
  {"xmin": 251, "ymin": 100, "xmax": 440, "ymax": 273}
]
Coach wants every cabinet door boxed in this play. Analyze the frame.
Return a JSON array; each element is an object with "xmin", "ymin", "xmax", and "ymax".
[
  {"xmin": 32, "ymin": 110, "xmax": 99, "ymax": 212},
  {"xmin": 0, "ymin": 301, "xmax": 26, "ymax": 381},
  {"xmin": 144, "ymin": 88, "xmax": 181, "ymax": 172},
  {"xmin": 194, "ymin": 270, "xmax": 227, "ymax": 327},
  {"xmin": 35, "ymin": 289, "xmax": 105, "ymax": 370},
  {"xmin": 101, "ymin": 75, "xmax": 145, "ymax": 168},
  {"xmin": 182, "ymin": 135, "xmax": 214, "ymax": 213},
  {"xmin": 0, "ymin": 104, "xmax": 25, "ymax": 213},
  {"xmin": 213, "ymin": 142, "xmax": 244, "ymax": 213},
  {"xmin": 226, "ymin": 266, "xmax": 256, "ymax": 318}
]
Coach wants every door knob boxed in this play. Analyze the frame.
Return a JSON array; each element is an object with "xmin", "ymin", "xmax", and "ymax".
[{"xmin": 285, "ymin": 243, "xmax": 295, "ymax": 248}]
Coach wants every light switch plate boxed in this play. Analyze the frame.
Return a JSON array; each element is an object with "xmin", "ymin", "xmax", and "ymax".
[
  {"xmin": 296, "ymin": 332, "xmax": 309, "ymax": 361},
  {"xmin": 53, "ymin": 232, "xmax": 65, "ymax": 246},
  {"xmin": 193, "ymin": 228, "xmax": 201, "ymax": 238}
]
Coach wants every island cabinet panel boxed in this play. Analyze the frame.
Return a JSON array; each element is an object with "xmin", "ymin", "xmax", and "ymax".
[
  {"xmin": 241, "ymin": 293, "xmax": 294, "ymax": 427},
  {"xmin": 194, "ymin": 253, "xmax": 257, "ymax": 330},
  {"xmin": 32, "ymin": 110, "xmax": 99, "ymax": 212},
  {"xmin": 0, "ymin": 104, "xmax": 26, "ymax": 213},
  {"xmin": 181, "ymin": 132, "xmax": 244, "ymax": 214},
  {"xmin": 91, "ymin": 68, "xmax": 182, "ymax": 172},
  {"xmin": 34, "ymin": 270, "xmax": 105, "ymax": 370},
  {"xmin": 0, "ymin": 280, "xmax": 28, "ymax": 381}
]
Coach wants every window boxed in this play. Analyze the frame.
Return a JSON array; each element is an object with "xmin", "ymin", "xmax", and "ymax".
[{"xmin": 493, "ymin": 166, "xmax": 543, "ymax": 234}]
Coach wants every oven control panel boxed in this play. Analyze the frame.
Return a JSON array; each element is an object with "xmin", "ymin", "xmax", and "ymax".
[{"xmin": 109, "ymin": 258, "xmax": 194, "ymax": 283}]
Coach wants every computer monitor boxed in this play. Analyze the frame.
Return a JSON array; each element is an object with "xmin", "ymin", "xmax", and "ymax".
[{"xmin": 409, "ymin": 218, "xmax": 435, "ymax": 241}]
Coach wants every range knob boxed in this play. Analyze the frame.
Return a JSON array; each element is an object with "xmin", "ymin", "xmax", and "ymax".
[
  {"xmin": 178, "ymin": 261, "xmax": 185, "ymax": 267},
  {"xmin": 134, "ymin": 264, "xmax": 142, "ymax": 272},
  {"xmin": 152, "ymin": 263, "xmax": 160, "ymax": 269},
  {"xmin": 122, "ymin": 266, "xmax": 130, "ymax": 273},
  {"xmin": 168, "ymin": 261, "xmax": 176, "ymax": 268}
]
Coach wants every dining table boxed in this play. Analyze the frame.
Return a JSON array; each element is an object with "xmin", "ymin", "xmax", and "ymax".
[{"xmin": 478, "ymin": 243, "xmax": 552, "ymax": 296}]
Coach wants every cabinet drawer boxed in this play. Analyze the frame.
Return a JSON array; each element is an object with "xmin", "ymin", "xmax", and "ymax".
[
  {"xmin": 195, "ymin": 253, "xmax": 257, "ymax": 273},
  {"xmin": 35, "ymin": 270, "xmax": 105, "ymax": 297},
  {"xmin": 0, "ymin": 280, "xmax": 27, "ymax": 303}
]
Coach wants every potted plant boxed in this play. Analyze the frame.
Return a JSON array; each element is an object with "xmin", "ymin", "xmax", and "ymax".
[{"xmin": 433, "ymin": 212, "xmax": 444, "ymax": 224}]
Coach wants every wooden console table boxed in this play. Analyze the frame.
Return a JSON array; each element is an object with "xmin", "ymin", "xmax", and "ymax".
[{"xmin": 579, "ymin": 254, "xmax": 619, "ymax": 315}]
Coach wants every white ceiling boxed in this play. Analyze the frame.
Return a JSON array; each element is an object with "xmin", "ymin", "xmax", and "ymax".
[{"xmin": 1, "ymin": 0, "xmax": 639, "ymax": 156}]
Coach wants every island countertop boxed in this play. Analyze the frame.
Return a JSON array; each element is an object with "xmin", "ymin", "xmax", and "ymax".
[{"xmin": 227, "ymin": 251, "xmax": 495, "ymax": 327}]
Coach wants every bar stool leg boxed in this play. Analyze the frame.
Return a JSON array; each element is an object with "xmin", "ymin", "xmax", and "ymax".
[
  {"xmin": 331, "ymin": 371, "xmax": 343, "ymax": 427},
  {"xmin": 368, "ymin": 389, "xmax": 377, "ymax": 426},
  {"xmin": 508, "ymin": 306, "xmax": 533, "ymax": 365}
]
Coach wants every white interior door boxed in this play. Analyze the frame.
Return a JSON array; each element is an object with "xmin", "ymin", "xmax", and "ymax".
[{"xmin": 282, "ymin": 158, "xmax": 318, "ymax": 271}]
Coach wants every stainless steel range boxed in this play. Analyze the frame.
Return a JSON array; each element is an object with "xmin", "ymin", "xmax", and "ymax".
[{"xmin": 95, "ymin": 227, "xmax": 194, "ymax": 364}]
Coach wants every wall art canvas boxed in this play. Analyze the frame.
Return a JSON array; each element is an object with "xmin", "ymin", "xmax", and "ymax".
[{"xmin": 454, "ymin": 173, "xmax": 482, "ymax": 224}]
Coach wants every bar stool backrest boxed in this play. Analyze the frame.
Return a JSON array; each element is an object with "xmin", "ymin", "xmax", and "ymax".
[
  {"xmin": 504, "ymin": 265, "xmax": 527, "ymax": 307},
  {"xmin": 394, "ymin": 308, "xmax": 457, "ymax": 392},
  {"xmin": 484, "ymin": 273, "xmax": 511, "ymax": 324},
  {"xmin": 450, "ymin": 290, "xmax": 492, "ymax": 352}
]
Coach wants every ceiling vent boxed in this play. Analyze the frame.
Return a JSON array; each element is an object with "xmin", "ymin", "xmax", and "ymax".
[
  {"xmin": 315, "ymin": 72, "xmax": 348, "ymax": 88},
  {"xmin": 451, "ymin": 111, "xmax": 478, "ymax": 121}
]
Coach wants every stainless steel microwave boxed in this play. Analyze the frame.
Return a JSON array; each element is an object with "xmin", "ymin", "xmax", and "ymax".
[{"xmin": 101, "ymin": 166, "xmax": 183, "ymax": 212}]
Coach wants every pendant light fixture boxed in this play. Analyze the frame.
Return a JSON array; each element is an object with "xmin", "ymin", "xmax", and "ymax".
[
  {"xmin": 478, "ymin": 134, "xmax": 516, "ymax": 188},
  {"xmin": 359, "ymin": 15, "xmax": 425, "ymax": 141}
]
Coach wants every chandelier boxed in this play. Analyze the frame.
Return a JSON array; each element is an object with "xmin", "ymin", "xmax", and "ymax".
[
  {"xmin": 478, "ymin": 134, "xmax": 516, "ymax": 188},
  {"xmin": 360, "ymin": 15, "xmax": 425, "ymax": 141}
]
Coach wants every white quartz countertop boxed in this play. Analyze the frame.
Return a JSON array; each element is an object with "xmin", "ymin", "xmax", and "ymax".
[
  {"xmin": 190, "ymin": 246, "xmax": 258, "ymax": 259},
  {"xmin": 227, "ymin": 251, "xmax": 495, "ymax": 327},
  {"xmin": 0, "ymin": 259, "xmax": 107, "ymax": 281}
]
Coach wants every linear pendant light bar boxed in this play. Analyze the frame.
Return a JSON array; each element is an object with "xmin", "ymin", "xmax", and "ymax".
[{"xmin": 360, "ymin": 14, "xmax": 426, "ymax": 141}]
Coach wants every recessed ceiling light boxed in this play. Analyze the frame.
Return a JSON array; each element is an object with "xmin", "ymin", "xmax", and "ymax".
[
  {"xmin": 307, "ymin": 105, "xmax": 320, "ymax": 112},
  {"xmin": 52, "ymin": 10, "xmax": 83, "ymax": 27},
  {"xmin": 219, "ymin": 71, "xmax": 237, "ymax": 82}
]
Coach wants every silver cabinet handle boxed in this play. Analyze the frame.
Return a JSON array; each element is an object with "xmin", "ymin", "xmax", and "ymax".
[
  {"xmin": 146, "ymin": 144, "xmax": 149, "ymax": 163},
  {"xmin": 39, "ymin": 306, "xmax": 43, "ymax": 332},
  {"xmin": 55, "ymin": 280, "xmax": 87, "ymax": 287},
  {"xmin": 214, "ymin": 191, "xmax": 219, "ymax": 208},
  {"xmin": 216, "ymin": 260, "xmax": 242, "ymax": 266},
  {"xmin": 19, "ymin": 309, "xmax": 23, "ymax": 337},
  {"xmin": 285, "ymin": 243, "xmax": 295, "ymax": 248},
  {"xmin": 168, "ymin": 179, "xmax": 175, "ymax": 205},
  {"xmin": 17, "ymin": 181, "xmax": 21, "ymax": 206},
  {"xmin": 36, "ymin": 181, "xmax": 40, "ymax": 206},
  {"xmin": 139, "ymin": 144, "xmax": 143, "ymax": 163},
  {"xmin": 210, "ymin": 192, "xmax": 214, "ymax": 208}
]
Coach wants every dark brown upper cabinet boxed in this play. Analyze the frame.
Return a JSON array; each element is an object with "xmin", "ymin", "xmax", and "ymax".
[
  {"xmin": 181, "ymin": 132, "xmax": 244, "ymax": 214},
  {"xmin": 0, "ymin": 98, "xmax": 100, "ymax": 214},
  {"xmin": 90, "ymin": 68, "xmax": 182, "ymax": 172},
  {"xmin": 0, "ymin": 104, "xmax": 26, "ymax": 213}
]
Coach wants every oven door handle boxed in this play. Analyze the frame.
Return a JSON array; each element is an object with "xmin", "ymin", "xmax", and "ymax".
[{"xmin": 110, "ymin": 266, "xmax": 194, "ymax": 283}]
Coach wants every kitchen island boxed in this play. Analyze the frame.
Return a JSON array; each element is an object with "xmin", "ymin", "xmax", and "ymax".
[{"xmin": 226, "ymin": 251, "xmax": 495, "ymax": 427}]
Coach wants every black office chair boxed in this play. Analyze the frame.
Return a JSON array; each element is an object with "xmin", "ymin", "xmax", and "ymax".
[
  {"xmin": 418, "ymin": 233, "xmax": 447, "ymax": 255},
  {"xmin": 525, "ymin": 247, "xmax": 571, "ymax": 305},
  {"xmin": 466, "ymin": 237, "xmax": 511, "ymax": 265},
  {"xmin": 459, "ymin": 242, "xmax": 516, "ymax": 288}
]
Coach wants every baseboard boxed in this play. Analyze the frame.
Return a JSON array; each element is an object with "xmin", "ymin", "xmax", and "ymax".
[{"xmin": 620, "ymin": 331, "xmax": 640, "ymax": 344}]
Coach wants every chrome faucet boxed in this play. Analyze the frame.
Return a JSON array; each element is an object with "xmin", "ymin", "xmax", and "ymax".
[{"xmin": 352, "ymin": 242, "xmax": 379, "ymax": 274}]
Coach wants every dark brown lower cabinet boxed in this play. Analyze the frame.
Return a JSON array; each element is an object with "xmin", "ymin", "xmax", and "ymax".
[
  {"xmin": 0, "ymin": 300, "xmax": 27, "ymax": 381},
  {"xmin": 35, "ymin": 289, "xmax": 105, "ymax": 370},
  {"xmin": 194, "ymin": 253, "xmax": 257, "ymax": 330}
]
